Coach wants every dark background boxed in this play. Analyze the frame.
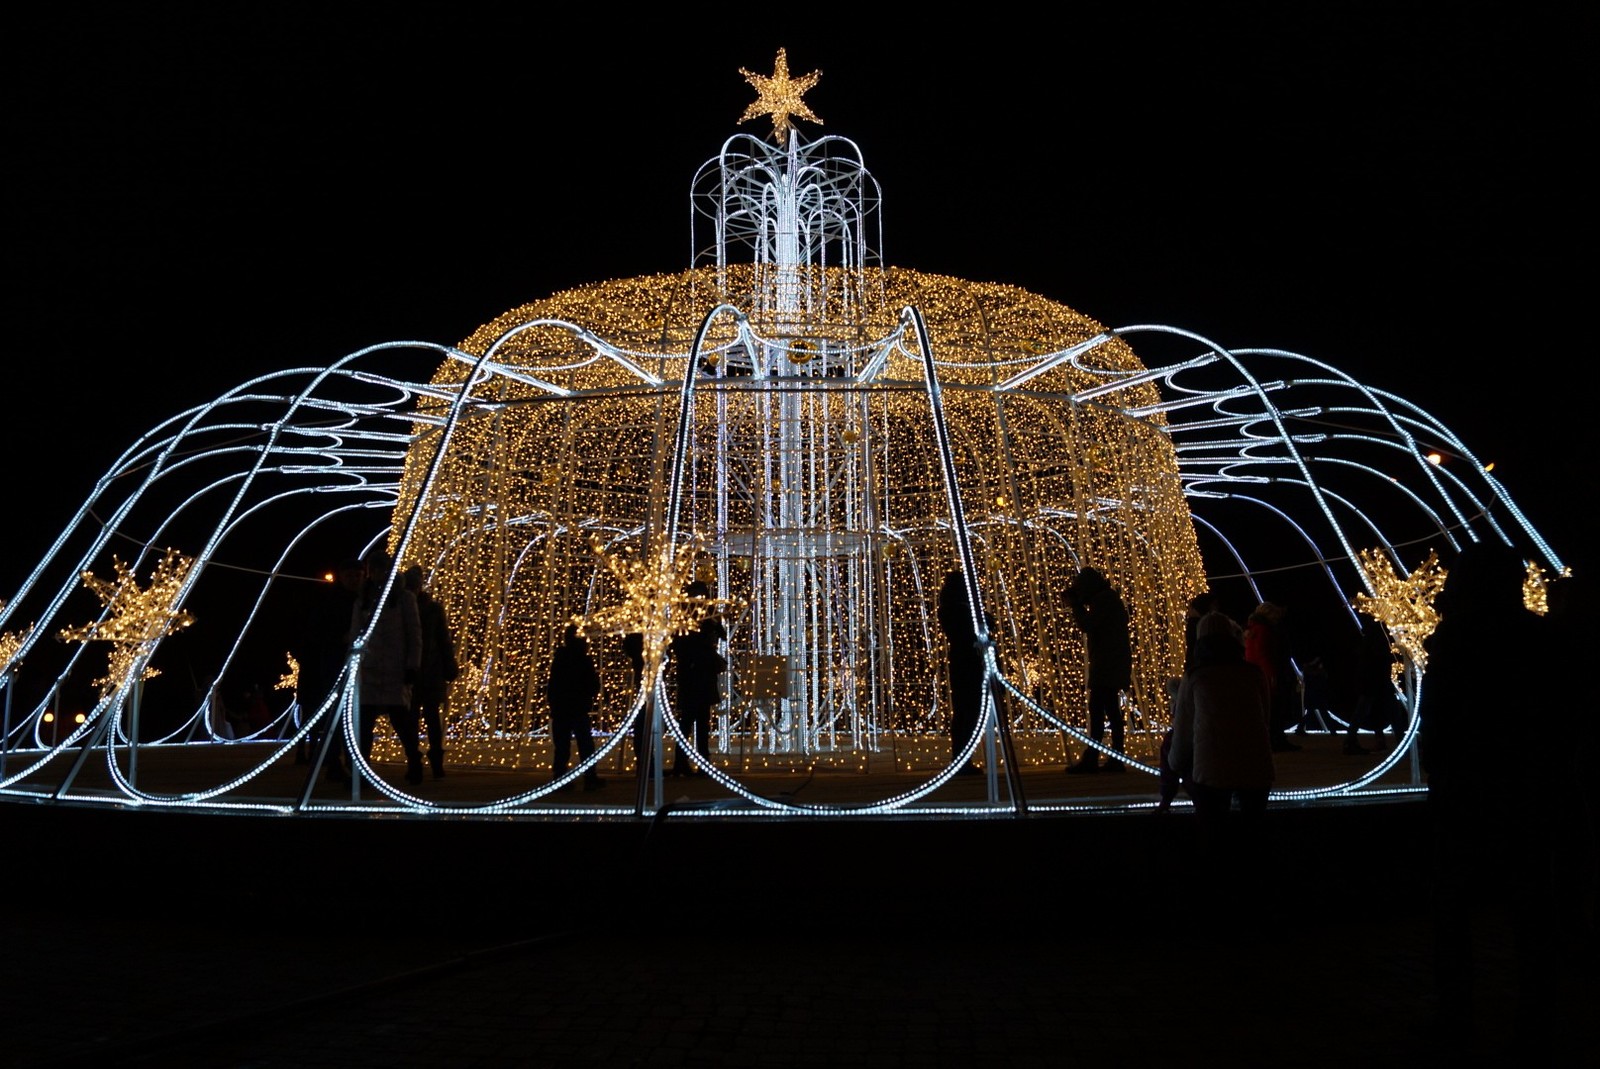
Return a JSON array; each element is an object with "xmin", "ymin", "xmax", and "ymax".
[{"xmin": 8, "ymin": 6, "xmax": 1586, "ymax": 597}]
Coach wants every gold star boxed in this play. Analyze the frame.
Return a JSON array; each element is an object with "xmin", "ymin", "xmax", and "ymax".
[{"xmin": 739, "ymin": 48, "xmax": 822, "ymax": 146}]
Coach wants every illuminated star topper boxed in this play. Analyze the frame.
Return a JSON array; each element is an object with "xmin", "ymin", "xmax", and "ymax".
[{"xmin": 739, "ymin": 48, "xmax": 822, "ymax": 146}]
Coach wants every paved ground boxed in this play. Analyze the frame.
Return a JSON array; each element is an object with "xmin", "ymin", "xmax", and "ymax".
[{"xmin": 3, "ymin": 796, "xmax": 1591, "ymax": 1068}]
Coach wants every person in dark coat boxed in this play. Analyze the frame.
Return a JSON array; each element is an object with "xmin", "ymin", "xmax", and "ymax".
[
  {"xmin": 937, "ymin": 569, "xmax": 990, "ymax": 776},
  {"xmin": 292, "ymin": 557, "xmax": 367, "ymax": 783},
  {"xmin": 403, "ymin": 566, "xmax": 458, "ymax": 779},
  {"xmin": 1168, "ymin": 610, "xmax": 1274, "ymax": 853},
  {"xmin": 1344, "ymin": 614, "xmax": 1397, "ymax": 755},
  {"xmin": 623, "ymin": 632, "xmax": 646, "ymax": 690},
  {"xmin": 668, "ymin": 583, "xmax": 726, "ymax": 777},
  {"xmin": 622, "ymin": 631, "xmax": 653, "ymax": 772},
  {"xmin": 1418, "ymin": 541, "xmax": 1558, "ymax": 1057},
  {"xmin": 546, "ymin": 623, "xmax": 606, "ymax": 791},
  {"xmin": 349, "ymin": 553, "xmax": 424, "ymax": 785},
  {"xmin": 1065, "ymin": 566, "xmax": 1133, "ymax": 774}
]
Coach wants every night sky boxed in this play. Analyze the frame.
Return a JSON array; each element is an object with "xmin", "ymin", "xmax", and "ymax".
[{"xmin": 8, "ymin": 8, "xmax": 1587, "ymax": 596}]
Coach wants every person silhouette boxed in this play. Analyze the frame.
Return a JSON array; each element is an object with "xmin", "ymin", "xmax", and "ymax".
[
  {"xmin": 1344, "ymin": 614, "xmax": 1396, "ymax": 755},
  {"xmin": 402, "ymin": 567, "xmax": 458, "ymax": 779},
  {"xmin": 1418, "ymin": 541, "xmax": 1553, "ymax": 1056},
  {"xmin": 668, "ymin": 583, "xmax": 726, "ymax": 777},
  {"xmin": 546, "ymin": 623, "xmax": 606, "ymax": 792},
  {"xmin": 622, "ymin": 631, "xmax": 654, "ymax": 773},
  {"xmin": 1065, "ymin": 567, "xmax": 1133, "ymax": 774},
  {"xmin": 291, "ymin": 557, "xmax": 368, "ymax": 781},
  {"xmin": 623, "ymin": 631, "xmax": 646, "ymax": 691},
  {"xmin": 1167, "ymin": 610, "xmax": 1274, "ymax": 883},
  {"xmin": 937, "ymin": 569, "xmax": 988, "ymax": 776},
  {"xmin": 348, "ymin": 553, "xmax": 424, "ymax": 786}
]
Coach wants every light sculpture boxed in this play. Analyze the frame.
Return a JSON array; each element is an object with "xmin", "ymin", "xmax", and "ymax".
[
  {"xmin": 0, "ymin": 55, "xmax": 1568, "ymax": 818},
  {"xmin": 1352, "ymin": 549, "xmax": 1447, "ymax": 678},
  {"xmin": 57, "ymin": 550, "xmax": 197, "ymax": 695}
]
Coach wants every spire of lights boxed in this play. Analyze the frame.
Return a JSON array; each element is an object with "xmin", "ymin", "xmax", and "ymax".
[
  {"xmin": 738, "ymin": 48, "xmax": 822, "ymax": 146},
  {"xmin": 1352, "ymin": 548, "xmax": 1446, "ymax": 675},
  {"xmin": 57, "ymin": 548, "xmax": 196, "ymax": 693}
]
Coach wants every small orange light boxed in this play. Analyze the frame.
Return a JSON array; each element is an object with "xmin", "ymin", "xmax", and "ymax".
[
  {"xmin": 74, "ymin": 713, "xmax": 86, "ymax": 724},
  {"xmin": 1426, "ymin": 452, "xmax": 1443, "ymax": 466},
  {"xmin": 42, "ymin": 712, "xmax": 54, "ymax": 723}
]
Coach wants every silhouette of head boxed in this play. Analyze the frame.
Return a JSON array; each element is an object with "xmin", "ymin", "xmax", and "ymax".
[
  {"xmin": 1071, "ymin": 567, "xmax": 1107, "ymax": 596},
  {"xmin": 1249, "ymin": 602, "xmax": 1285, "ymax": 625}
]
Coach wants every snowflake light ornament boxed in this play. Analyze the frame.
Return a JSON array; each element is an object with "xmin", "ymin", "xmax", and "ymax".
[
  {"xmin": 576, "ymin": 533, "xmax": 743, "ymax": 675},
  {"xmin": 57, "ymin": 548, "xmax": 196, "ymax": 693}
]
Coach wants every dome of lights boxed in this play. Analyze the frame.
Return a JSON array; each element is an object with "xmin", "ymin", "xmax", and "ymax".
[{"xmin": 392, "ymin": 260, "xmax": 1206, "ymax": 769}]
